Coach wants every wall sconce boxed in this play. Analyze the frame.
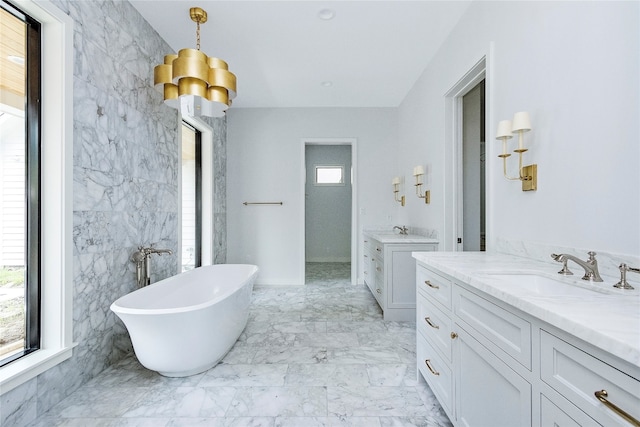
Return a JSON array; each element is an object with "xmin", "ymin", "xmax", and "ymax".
[
  {"xmin": 496, "ymin": 111, "xmax": 537, "ymax": 191},
  {"xmin": 392, "ymin": 176, "xmax": 405, "ymax": 206},
  {"xmin": 413, "ymin": 165, "xmax": 430, "ymax": 204}
]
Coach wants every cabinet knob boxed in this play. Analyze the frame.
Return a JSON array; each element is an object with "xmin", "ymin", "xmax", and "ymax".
[
  {"xmin": 425, "ymin": 280, "xmax": 440, "ymax": 289},
  {"xmin": 376, "ymin": 289, "xmax": 382, "ymax": 294},
  {"xmin": 450, "ymin": 332, "xmax": 458, "ymax": 339}
]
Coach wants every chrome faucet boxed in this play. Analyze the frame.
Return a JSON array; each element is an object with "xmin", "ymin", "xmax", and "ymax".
[
  {"xmin": 393, "ymin": 225, "xmax": 409, "ymax": 235},
  {"xmin": 551, "ymin": 251, "xmax": 603, "ymax": 282},
  {"xmin": 131, "ymin": 246, "xmax": 173, "ymax": 287},
  {"xmin": 614, "ymin": 263, "xmax": 639, "ymax": 290}
]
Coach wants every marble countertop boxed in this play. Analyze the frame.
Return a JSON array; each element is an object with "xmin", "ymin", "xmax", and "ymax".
[
  {"xmin": 364, "ymin": 231, "xmax": 439, "ymax": 244},
  {"xmin": 412, "ymin": 251, "xmax": 640, "ymax": 368}
]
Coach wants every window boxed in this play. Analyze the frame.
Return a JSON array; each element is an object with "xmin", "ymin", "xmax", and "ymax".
[
  {"xmin": 181, "ymin": 122, "xmax": 202, "ymax": 271},
  {"xmin": 180, "ymin": 116, "xmax": 214, "ymax": 271},
  {"xmin": 0, "ymin": 0, "xmax": 73, "ymax": 395},
  {"xmin": 0, "ymin": 1, "xmax": 41, "ymax": 366},
  {"xmin": 315, "ymin": 165, "xmax": 345, "ymax": 186}
]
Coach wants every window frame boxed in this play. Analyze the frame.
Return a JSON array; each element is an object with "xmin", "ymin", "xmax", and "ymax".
[
  {"xmin": 0, "ymin": 0, "xmax": 74, "ymax": 395},
  {"xmin": 180, "ymin": 115, "xmax": 214, "ymax": 268},
  {"xmin": 0, "ymin": 1, "xmax": 41, "ymax": 367},
  {"xmin": 180, "ymin": 121, "xmax": 202, "ymax": 270}
]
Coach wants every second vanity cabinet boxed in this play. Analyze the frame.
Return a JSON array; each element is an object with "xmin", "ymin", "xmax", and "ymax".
[
  {"xmin": 363, "ymin": 234, "xmax": 437, "ymax": 321},
  {"xmin": 416, "ymin": 260, "xmax": 640, "ymax": 427}
]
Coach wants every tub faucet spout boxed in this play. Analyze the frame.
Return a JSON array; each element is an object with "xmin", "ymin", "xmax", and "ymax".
[
  {"xmin": 551, "ymin": 251, "xmax": 603, "ymax": 282},
  {"xmin": 132, "ymin": 246, "xmax": 173, "ymax": 287},
  {"xmin": 142, "ymin": 247, "xmax": 173, "ymax": 256}
]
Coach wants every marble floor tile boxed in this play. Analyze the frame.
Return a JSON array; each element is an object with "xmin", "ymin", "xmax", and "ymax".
[
  {"xmin": 285, "ymin": 364, "xmax": 370, "ymax": 386},
  {"xmin": 199, "ymin": 364, "xmax": 288, "ymax": 387},
  {"xmin": 227, "ymin": 386, "xmax": 328, "ymax": 417},
  {"xmin": 168, "ymin": 418, "xmax": 274, "ymax": 427},
  {"xmin": 43, "ymin": 387, "xmax": 149, "ymax": 419},
  {"xmin": 328, "ymin": 386, "xmax": 430, "ymax": 417},
  {"xmin": 252, "ymin": 345, "xmax": 329, "ymax": 364},
  {"xmin": 275, "ymin": 416, "xmax": 382, "ymax": 427},
  {"xmin": 121, "ymin": 386, "xmax": 237, "ymax": 418},
  {"xmin": 28, "ymin": 262, "xmax": 453, "ymax": 427}
]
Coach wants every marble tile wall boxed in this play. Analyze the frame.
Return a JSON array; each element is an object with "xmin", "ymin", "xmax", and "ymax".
[{"xmin": 1, "ymin": 1, "xmax": 227, "ymax": 426}]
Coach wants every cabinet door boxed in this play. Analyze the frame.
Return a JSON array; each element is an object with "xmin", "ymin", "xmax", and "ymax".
[
  {"xmin": 389, "ymin": 250, "xmax": 417, "ymax": 308},
  {"xmin": 455, "ymin": 326, "xmax": 532, "ymax": 427},
  {"xmin": 418, "ymin": 333, "xmax": 454, "ymax": 417}
]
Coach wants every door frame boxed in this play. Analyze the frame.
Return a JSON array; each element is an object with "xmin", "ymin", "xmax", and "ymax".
[
  {"xmin": 444, "ymin": 54, "xmax": 491, "ymax": 251},
  {"xmin": 300, "ymin": 138, "xmax": 358, "ymax": 285}
]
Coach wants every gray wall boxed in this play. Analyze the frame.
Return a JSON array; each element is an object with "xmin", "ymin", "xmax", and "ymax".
[
  {"xmin": 1, "ymin": 1, "xmax": 226, "ymax": 425},
  {"xmin": 305, "ymin": 145, "xmax": 352, "ymax": 262},
  {"xmin": 227, "ymin": 108, "xmax": 398, "ymax": 285}
]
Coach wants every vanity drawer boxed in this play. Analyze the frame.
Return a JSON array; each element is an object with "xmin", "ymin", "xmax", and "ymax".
[
  {"xmin": 417, "ymin": 333, "xmax": 453, "ymax": 416},
  {"xmin": 454, "ymin": 285, "xmax": 531, "ymax": 370},
  {"xmin": 417, "ymin": 294, "xmax": 453, "ymax": 362},
  {"xmin": 540, "ymin": 330, "xmax": 640, "ymax": 427},
  {"xmin": 416, "ymin": 264, "xmax": 452, "ymax": 310},
  {"xmin": 541, "ymin": 393, "xmax": 600, "ymax": 427}
]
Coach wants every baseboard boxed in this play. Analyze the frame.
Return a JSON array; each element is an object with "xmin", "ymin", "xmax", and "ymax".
[{"xmin": 305, "ymin": 257, "xmax": 351, "ymax": 263}]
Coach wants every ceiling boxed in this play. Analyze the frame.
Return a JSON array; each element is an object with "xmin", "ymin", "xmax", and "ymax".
[
  {"xmin": 0, "ymin": 7, "xmax": 25, "ymax": 103},
  {"xmin": 130, "ymin": 1, "xmax": 472, "ymax": 109}
]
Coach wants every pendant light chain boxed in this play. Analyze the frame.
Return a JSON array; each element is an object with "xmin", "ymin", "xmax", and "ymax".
[{"xmin": 196, "ymin": 21, "xmax": 201, "ymax": 51}]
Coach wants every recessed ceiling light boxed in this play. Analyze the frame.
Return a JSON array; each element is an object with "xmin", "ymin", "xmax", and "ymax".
[
  {"xmin": 7, "ymin": 55, "xmax": 25, "ymax": 66},
  {"xmin": 321, "ymin": 81, "xmax": 333, "ymax": 87},
  {"xmin": 318, "ymin": 9, "xmax": 335, "ymax": 21}
]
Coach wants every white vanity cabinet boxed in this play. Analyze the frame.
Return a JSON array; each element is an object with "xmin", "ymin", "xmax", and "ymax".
[
  {"xmin": 540, "ymin": 330, "xmax": 640, "ymax": 426},
  {"xmin": 363, "ymin": 234, "xmax": 437, "ymax": 321},
  {"xmin": 415, "ymin": 260, "xmax": 640, "ymax": 427}
]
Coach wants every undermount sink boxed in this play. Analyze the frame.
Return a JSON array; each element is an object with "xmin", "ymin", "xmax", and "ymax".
[{"xmin": 479, "ymin": 272, "xmax": 607, "ymax": 297}]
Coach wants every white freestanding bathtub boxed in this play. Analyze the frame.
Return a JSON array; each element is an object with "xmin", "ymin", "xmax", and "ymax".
[{"xmin": 110, "ymin": 264, "xmax": 258, "ymax": 377}]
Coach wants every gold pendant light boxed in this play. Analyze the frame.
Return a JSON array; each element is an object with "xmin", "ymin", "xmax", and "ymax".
[{"xmin": 153, "ymin": 7, "xmax": 236, "ymax": 117}]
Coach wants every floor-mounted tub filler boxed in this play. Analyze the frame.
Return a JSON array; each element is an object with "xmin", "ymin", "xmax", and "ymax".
[{"xmin": 110, "ymin": 264, "xmax": 259, "ymax": 377}]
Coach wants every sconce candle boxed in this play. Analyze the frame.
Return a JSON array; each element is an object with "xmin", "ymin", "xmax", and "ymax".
[
  {"xmin": 496, "ymin": 120, "xmax": 513, "ymax": 157},
  {"xmin": 512, "ymin": 112, "xmax": 531, "ymax": 152}
]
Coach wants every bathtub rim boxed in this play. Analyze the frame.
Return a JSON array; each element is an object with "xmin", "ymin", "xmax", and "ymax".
[{"xmin": 110, "ymin": 264, "xmax": 258, "ymax": 316}]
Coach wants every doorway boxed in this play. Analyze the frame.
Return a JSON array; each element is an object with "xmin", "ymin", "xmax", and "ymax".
[
  {"xmin": 461, "ymin": 80, "xmax": 486, "ymax": 251},
  {"xmin": 302, "ymin": 140, "xmax": 357, "ymax": 285},
  {"xmin": 443, "ymin": 57, "xmax": 487, "ymax": 252}
]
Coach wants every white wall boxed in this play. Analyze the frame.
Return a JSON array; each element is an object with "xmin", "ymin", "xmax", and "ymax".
[
  {"xmin": 227, "ymin": 108, "xmax": 397, "ymax": 285},
  {"xmin": 397, "ymin": 1, "xmax": 639, "ymax": 259},
  {"xmin": 305, "ymin": 145, "xmax": 352, "ymax": 262}
]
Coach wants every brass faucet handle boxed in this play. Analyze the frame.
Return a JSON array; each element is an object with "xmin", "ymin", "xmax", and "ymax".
[{"xmin": 587, "ymin": 251, "xmax": 597, "ymax": 262}]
